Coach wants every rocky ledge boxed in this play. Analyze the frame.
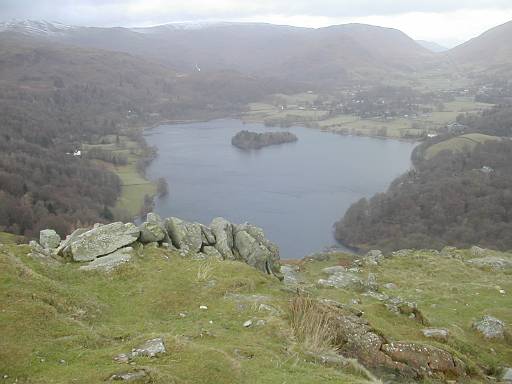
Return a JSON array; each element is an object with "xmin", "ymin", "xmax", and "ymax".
[
  {"xmin": 231, "ymin": 130, "xmax": 298, "ymax": 150},
  {"xmin": 30, "ymin": 213, "xmax": 282, "ymax": 278}
]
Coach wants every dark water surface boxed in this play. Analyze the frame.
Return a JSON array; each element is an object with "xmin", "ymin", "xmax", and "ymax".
[{"xmin": 145, "ymin": 119, "xmax": 416, "ymax": 258}]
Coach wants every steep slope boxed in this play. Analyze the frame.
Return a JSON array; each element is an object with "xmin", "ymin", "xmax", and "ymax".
[
  {"xmin": 0, "ymin": 20, "xmax": 435, "ymax": 85},
  {"xmin": 448, "ymin": 20, "xmax": 512, "ymax": 71}
]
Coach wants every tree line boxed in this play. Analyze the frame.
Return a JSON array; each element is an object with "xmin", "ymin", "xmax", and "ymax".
[{"xmin": 335, "ymin": 106, "xmax": 512, "ymax": 252}]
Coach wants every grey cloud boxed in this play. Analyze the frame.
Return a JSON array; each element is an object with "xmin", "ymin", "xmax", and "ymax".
[{"xmin": 1, "ymin": 0, "xmax": 512, "ymax": 26}]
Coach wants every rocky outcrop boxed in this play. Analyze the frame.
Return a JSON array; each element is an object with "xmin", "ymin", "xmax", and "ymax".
[
  {"xmin": 210, "ymin": 217, "xmax": 235, "ymax": 259},
  {"xmin": 60, "ymin": 222, "xmax": 140, "ymax": 262},
  {"xmin": 233, "ymin": 223, "xmax": 280, "ymax": 276},
  {"xmin": 231, "ymin": 130, "xmax": 298, "ymax": 150},
  {"xmin": 166, "ymin": 217, "xmax": 203, "ymax": 253},
  {"xmin": 466, "ymin": 256, "xmax": 512, "ymax": 271},
  {"xmin": 37, "ymin": 214, "xmax": 280, "ymax": 277},
  {"xmin": 317, "ymin": 269, "xmax": 365, "ymax": 290},
  {"xmin": 317, "ymin": 300, "xmax": 466, "ymax": 380}
]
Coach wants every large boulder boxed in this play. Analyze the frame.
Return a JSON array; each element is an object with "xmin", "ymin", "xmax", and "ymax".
[
  {"xmin": 472, "ymin": 315, "xmax": 507, "ymax": 340},
  {"xmin": 210, "ymin": 217, "xmax": 235, "ymax": 260},
  {"xmin": 381, "ymin": 342, "xmax": 466, "ymax": 379},
  {"xmin": 316, "ymin": 300, "xmax": 466, "ymax": 380},
  {"xmin": 201, "ymin": 225, "xmax": 216, "ymax": 245},
  {"xmin": 317, "ymin": 271, "xmax": 365, "ymax": 290},
  {"xmin": 233, "ymin": 223, "xmax": 280, "ymax": 276},
  {"xmin": 139, "ymin": 213, "xmax": 168, "ymax": 244},
  {"xmin": 39, "ymin": 229, "xmax": 61, "ymax": 249},
  {"xmin": 165, "ymin": 217, "xmax": 202, "ymax": 253},
  {"xmin": 79, "ymin": 247, "xmax": 133, "ymax": 272},
  {"xmin": 61, "ymin": 222, "xmax": 140, "ymax": 262}
]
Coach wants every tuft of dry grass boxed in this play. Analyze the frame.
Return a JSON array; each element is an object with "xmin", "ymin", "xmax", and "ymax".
[
  {"xmin": 196, "ymin": 260, "xmax": 214, "ymax": 282},
  {"xmin": 288, "ymin": 295, "xmax": 339, "ymax": 353}
]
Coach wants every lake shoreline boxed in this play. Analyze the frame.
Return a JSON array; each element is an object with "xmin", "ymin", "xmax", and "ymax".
[{"xmin": 143, "ymin": 119, "xmax": 417, "ymax": 258}]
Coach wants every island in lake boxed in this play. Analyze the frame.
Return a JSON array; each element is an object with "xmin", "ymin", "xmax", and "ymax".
[{"xmin": 231, "ymin": 130, "xmax": 298, "ymax": 150}]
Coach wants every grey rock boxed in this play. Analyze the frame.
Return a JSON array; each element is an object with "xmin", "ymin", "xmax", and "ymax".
[
  {"xmin": 366, "ymin": 272, "xmax": 378, "ymax": 291},
  {"xmin": 258, "ymin": 303, "xmax": 281, "ymax": 316},
  {"xmin": 202, "ymin": 246, "xmax": 223, "ymax": 260},
  {"xmin": 317, "ymin": 271, "xmax": 364, "ymax": 290},
  {"xmin": 233, "ymin": 226, "xmax": 280, "ymax": 275},
  {"xmin": 63, "ymin": 222, "xmax": 139, "ymax": 262},
  {"xmin": 365, "ymin": 249, "xmax": 384, "ymax": 265},
  {"xmin": 470, "ymin": 245, "xmax": 488, "ymax": 257},
  {"xmin": 466, "ymin": 256, "xmax": 512, "ymax": 271},
  {"xmin": 166, "ymin": 217, "xmax": 202, "ymax": 253},
  {"xmin": 29, "ymin": 240, "xmax": 51, "ymax": 257},
  {"xmin": 383, "ymin": 283, "xmax": 398, "ymax": 290},
  {"xmin": 201, "ymin": 225, "xmax": 216, "ymax": 245},
  {"xmin": 139, "ymin": 213, "xmax": 168, "ymax": 244},
  {"xmin": 131, "ymin": 337, "xmax": 166, "ymax": 358},
  {"xmin": 56, "ymin": 228, "xmax": 88, "ymax": 256},
  {"xmin": 280, "ymin": 264, "xmax": 303, "ymax": 286},
  {"xmin": 79, "ymin": 247, "xmax": 133, "ymax": 272},
  {"xmin": 502, "ymin": 367, "xmax": 512, "ymax": 382},
  {"xmin": 243, "ymin": 319, "xmax": 253, "ymax": 327},
  {"xmin": 422, "ymin": 328, "xmax": 449, "ymax": 342},
  {"xmin": 440, "ymin": 246, "xmax": 458, "ymax": 258},
  {"xmin": 473, "ymin": 316, "xmax": 506, "ymax": 340},
  {"xmin": 322, "ymin": 266, "xmax": 347, "ymax": 275},
  {"xmin": 210, "ymin": 217, "xmax": 234, "ymax": 259},
  {"xmin": 39, "ymin": 229, "xmax": 61, "ymax": 249},
  {"xmin": 109, "ymin": 370, "xmax": 148, "ymax": 382}
]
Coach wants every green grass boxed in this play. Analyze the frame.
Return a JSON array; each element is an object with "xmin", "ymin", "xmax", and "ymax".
[
  {"xmin": 244, "ymin": 94, "xmax": 493, "ymax": 139},
  {"xmin": 2, "ymin": 240, "xmax": 510, "ymax": 383},
  {"xmin": 293, "ymin": 249, "xmax": 512, "ymax": 376},
  {"xmin": 0, "ymin": 245, "xmax": 371, "ymax": 384},
  {"xmin": 0, "ymin": 232, "xmax": 23, "ymax": 244},
  {"xmin": 425, "ymin": 133, "xmax": 501, "ymax": 160},
  {"xmin": 83, "ymin": 136, "xmax": 156, "ymax": 219}
]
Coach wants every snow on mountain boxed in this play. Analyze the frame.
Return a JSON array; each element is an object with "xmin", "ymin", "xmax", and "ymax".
[{"xmin": 0, "ymin": 20, "xmax": 75, "ymax": 36}]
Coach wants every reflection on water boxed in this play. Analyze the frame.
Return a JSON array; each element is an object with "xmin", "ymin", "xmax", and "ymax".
[{"xmin": 144, "ymin": 119, "xmax": 416, "ymax": 258}]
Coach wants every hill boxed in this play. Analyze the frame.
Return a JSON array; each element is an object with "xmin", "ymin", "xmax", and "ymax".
[
  {"xmin": 336, "ymin": 138, "xmax": 512, "ymax": 252},
  {"xmin": 0, "ymin": 32, "xmax": 289, "ymax": 239},
  {"xmin": 448, "ymin": 20, "xmax": 512, "ymax": 73},
  {"xmin": 1, "ymin": 221, "xmax": 511, "ymax": 383},
  {"xmin": 423, "ymin": 133, "xmax": 500, "ymax": 160},
  {"xmin": 0, "ymin": 21, "xmax": 435, "ymax": 85}
]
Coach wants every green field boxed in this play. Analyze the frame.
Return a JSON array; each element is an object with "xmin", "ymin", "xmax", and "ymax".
[
  {"xmin": 244, "ymin": 95, "xmax": 493, "ymax": 139},
  {"xmin": 424, "ymin": 133, "xmax": 502, "ymax": 160},
  {"xmin": 83, "ymin": 136, "xmax": 156, "ymax": 219}
]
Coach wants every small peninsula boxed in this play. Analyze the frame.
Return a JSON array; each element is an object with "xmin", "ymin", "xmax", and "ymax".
[{"xmin": 231, "ymin": 130, "xmax": 298, "ymax": 150}]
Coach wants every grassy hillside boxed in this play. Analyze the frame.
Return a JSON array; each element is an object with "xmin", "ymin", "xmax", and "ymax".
[
  {"xmin": 0, "ymin": 244, "xmax": 370, "ymax": 384},
  {"xmin": 424, "ymin": 133, "xmax": 501, "ymax": 160},
  {"xmin": 1, "ymin": 240, "xmax": 510, "ymax": 383}
]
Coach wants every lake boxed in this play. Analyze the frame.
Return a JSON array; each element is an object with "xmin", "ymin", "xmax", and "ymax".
[{"xmin": 144, "ymin": 119, "xmax": 417, "ymax": 258}]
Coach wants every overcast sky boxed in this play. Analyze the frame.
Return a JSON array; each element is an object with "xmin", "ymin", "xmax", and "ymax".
[{"xmin": 2, "ymin": 0, "xmax": 512, "ymax": 47}]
